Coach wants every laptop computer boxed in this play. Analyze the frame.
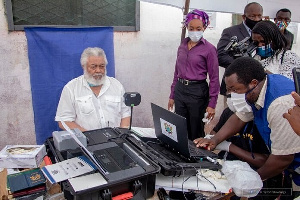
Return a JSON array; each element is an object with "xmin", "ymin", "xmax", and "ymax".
[{"xmin": 150, "ymin": 103, "xmax": 217, "ymax": 159}]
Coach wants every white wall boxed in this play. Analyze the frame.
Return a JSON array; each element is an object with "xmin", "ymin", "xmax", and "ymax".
[
  {"xmin": 0, "ymin": 1, "xmax": 299, "ymax": 149},
  {"xmin": 0, "ymin": 0, "xmax": 35, "ymax": 148},
  {"xmin": 114, "ymin": 2, "xmax": 182, "ymax": 128}
]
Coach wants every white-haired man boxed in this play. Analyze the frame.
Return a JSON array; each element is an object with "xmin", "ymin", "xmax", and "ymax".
[{"xmin": 55, "ymin": 47, "xmax": 130, "ymax": 131}]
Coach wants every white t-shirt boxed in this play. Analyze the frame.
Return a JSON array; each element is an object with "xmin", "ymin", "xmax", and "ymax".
[
  {"xmin": 260, "ymin": 50, "xmax": 300, "ymax": 80},
  {"xmin": 236, "ymin": 77, "xmax": 300, "ymax": 155},
  {"xmin": 55, "ymin": 75, "xmax": 131, "ymax": 130}
]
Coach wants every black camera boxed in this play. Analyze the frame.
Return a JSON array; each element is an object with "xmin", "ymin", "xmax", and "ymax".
[
  {"xmin": 224, "ymin": 36, "xmax": 257, "ymax": 58},
  {"xmin": 123, "ymin": 92, "xmax": 141, "ymax": 130},
  {"xmin": 124, "ymin": 92, "xmax": 141, "ymax": 107}
]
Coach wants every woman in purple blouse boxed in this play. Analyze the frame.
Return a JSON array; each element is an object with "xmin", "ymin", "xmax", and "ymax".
[{"xmin": 168, "ymin": 9, "xmax": 220, "ymax": 140}]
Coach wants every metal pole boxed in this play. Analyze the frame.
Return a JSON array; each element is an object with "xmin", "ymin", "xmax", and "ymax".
[
  {"xmin": 129, "ymin": 106, "xmax": 133, "ymax": 130},
  {"xmin": 181, "ymin": 0, "xmax": 191, "ymax": 42}
]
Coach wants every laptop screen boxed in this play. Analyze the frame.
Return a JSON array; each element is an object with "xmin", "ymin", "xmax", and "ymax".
[{"xmin": 151, "ymin": 103, "xmax": 191, "ymax": 158}]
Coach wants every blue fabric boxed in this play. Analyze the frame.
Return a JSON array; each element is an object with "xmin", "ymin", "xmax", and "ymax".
[
  {"xmin": 251, "ymin": 74, "xmax": 294, "ymax": 149},
  {"xmin": 25, "ymin": 27, "xmax": 114, "ymax": 144},
  {"xmin": 250, "ymin": 74, "xmax": 300, "ymax": 184}
]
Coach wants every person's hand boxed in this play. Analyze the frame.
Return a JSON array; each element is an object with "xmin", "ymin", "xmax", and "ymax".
[
  {"xmin": 203, "ymin": 134, "xmax": 231, "ymax": 151},
  {"xmin": 283, "ymin": 106, "xmax": 300, "ymax": 136},
  {"xmin": 292, "ymin": 91, "xmax": 300, "ymax": 106},
  {"xmin": 193, "ymin": 137, "xmax": 217, "ymax": 151},
  {"xmin": 283, "ymin": 92, "xmax": 300, "ymax": 136},
  {"xmin": 168, "ymin": 99, "xmax": 174, "ymax": 111},
  {"xmin": 206, "ymin": 107, "xmax": 215, "ymax": 120}
]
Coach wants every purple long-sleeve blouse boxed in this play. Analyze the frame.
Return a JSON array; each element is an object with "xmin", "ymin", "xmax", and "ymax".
[{"xmin": 169, "ymin": 37, "xmax": 220, "ymax": 108}]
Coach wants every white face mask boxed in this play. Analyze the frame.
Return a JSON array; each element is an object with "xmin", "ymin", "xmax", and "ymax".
[
  {"xmin": 229, "ymin": 93, "xmax": 252, "ymax": 113},
  {"xmin": 188, "ymin": 31, "xmax": 203, "ymax": 43},
  {"xmin": 226, "ymin": 97, "xmax": 236, "ymax": 112}
]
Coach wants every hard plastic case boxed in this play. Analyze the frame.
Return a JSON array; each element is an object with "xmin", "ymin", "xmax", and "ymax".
[{"xmin": 45, "ymin": 127, "xmax": 160, "ymax": 200}]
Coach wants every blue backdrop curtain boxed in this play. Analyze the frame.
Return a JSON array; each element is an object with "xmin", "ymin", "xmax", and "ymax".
[{"xmin": 25, "ymin": 27, "xmax": 114, "ymax": 144}]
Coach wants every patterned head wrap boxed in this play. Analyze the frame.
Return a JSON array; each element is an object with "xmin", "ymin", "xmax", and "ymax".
[{"xmin": 184, "ymin": 9, "xmax": 210, "ymax": 28}]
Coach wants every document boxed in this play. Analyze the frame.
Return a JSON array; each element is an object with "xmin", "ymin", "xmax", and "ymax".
[
  {"xmin": 68, "ymin": 173, "xmax": 107, "ymax": 192},
  {"xmin": 41, "ymin": 156, "xmax": 95, "ymax": 184}
]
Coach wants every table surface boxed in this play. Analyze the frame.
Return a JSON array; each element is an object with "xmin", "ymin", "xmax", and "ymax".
[{"xmin": 1, "ymin": 168, "xmax": 240, "ymax": 200}]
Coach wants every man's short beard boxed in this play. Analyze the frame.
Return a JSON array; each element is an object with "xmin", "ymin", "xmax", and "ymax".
[{"xmin": 84, "ymin": 69, "xmax": 106, "ymax": 86}]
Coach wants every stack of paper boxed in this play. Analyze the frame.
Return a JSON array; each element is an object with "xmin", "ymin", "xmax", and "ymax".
[{"xmin": 0, "ymin": 145, "xmax": 46, "ymax": 168}]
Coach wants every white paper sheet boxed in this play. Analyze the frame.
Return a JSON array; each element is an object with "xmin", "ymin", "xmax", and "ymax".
[{"xmin": 68, "ymin": 173, "xmax": 107, "ymax": 192}]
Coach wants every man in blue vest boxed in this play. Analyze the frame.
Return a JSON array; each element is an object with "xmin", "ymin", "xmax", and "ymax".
[{"xmin": 194, "ymin": 57, "xmax": 300, "ymax": 197}]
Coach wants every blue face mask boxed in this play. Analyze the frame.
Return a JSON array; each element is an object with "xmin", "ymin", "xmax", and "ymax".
[{"xmin": 256, "ymin": 44, "xmax": 273, "ymax": 58}]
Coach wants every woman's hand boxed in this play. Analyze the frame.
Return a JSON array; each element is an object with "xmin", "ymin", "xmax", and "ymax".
[
  {"xmin": 168, "ymin": 99, "xmax": 174, "ymax": 111},
  {"xmin": 206, "ymin": 107, "xmax": 215, "ymax": 120}
]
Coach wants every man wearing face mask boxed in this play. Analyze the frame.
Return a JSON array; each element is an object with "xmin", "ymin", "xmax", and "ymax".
[
  {"xmin": 168, "ymin": 9, "xmax": 219, "ymax": 140},
  {"xmin": 217, "ymin": 2, "xmax": 263, "ymax": 103},
  {"xmin": 55, "ymin": 47, "xmax": 131, "ymax": 132},
  {"xmin": 274, "ymin": 8, "xmax": 294, "ymax": 50},
  {"xmin": 207, "ymin": 102, "xmax": 293, "ymax": 200},
  {"xmin": 194, "ymin": 57, "xmax": 300, "ymax": 198},
  {"xmin": 252, "ymin": 20, "xmax": 300, "ymax": 80}
]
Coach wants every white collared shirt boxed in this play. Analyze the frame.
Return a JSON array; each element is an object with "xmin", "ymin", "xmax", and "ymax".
[
  {"xmin": 55, "ymin": 75, "xmax": 130, "ymax": 130},
  {"xmin": 236, "ymin": 77, "xmax": 300, "ymax": 155}
]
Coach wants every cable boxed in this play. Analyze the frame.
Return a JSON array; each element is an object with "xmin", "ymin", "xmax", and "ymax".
[
  {"xmin": 174, "ymin": 163, "xmax": 201, "ymax": 200},
  {"xmin": 182, "ymin": 176, "xmax": 191, "ymax": 200},
  {"xmin": 196, "ymin": 170, "xmax": 217, "ymax": 192}
]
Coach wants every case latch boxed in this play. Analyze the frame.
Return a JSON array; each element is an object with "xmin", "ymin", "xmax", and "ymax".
[
  {"xmin": 132, "ymin": 180, "xmax": 142, "ymax": 195},
  {"xmin": 102, "ymin": 189, "xmax": 112, "ymax": 200}
]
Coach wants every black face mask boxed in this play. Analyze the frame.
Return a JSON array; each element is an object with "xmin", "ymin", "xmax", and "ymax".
[{"xmin": 245, "ymin": 17, "xmax": 262, "ymax": 30}]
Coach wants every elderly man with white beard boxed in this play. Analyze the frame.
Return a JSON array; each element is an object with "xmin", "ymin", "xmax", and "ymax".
[{"xmin": 55, "ymin": 47, "xmax": 130, "ymax": 132}]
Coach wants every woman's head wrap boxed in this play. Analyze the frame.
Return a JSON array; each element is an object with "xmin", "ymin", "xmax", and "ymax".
[{"xmin": 184, "ymin": 9, "xmax": 210, "ymax": 28}]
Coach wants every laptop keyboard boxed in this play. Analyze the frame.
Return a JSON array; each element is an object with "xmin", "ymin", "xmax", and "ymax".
[{"xmin": 188, "ymin": 140, "xmax": 211, "ymax": 157}]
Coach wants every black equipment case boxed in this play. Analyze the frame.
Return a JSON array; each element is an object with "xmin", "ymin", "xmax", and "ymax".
[
  {"xmin": 45, "ymin": 127, "xmax": 160, "ymax": 200},
  {"xmin": 116, "ymin": 128, "xmax": 222, "ymax": 177}
]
